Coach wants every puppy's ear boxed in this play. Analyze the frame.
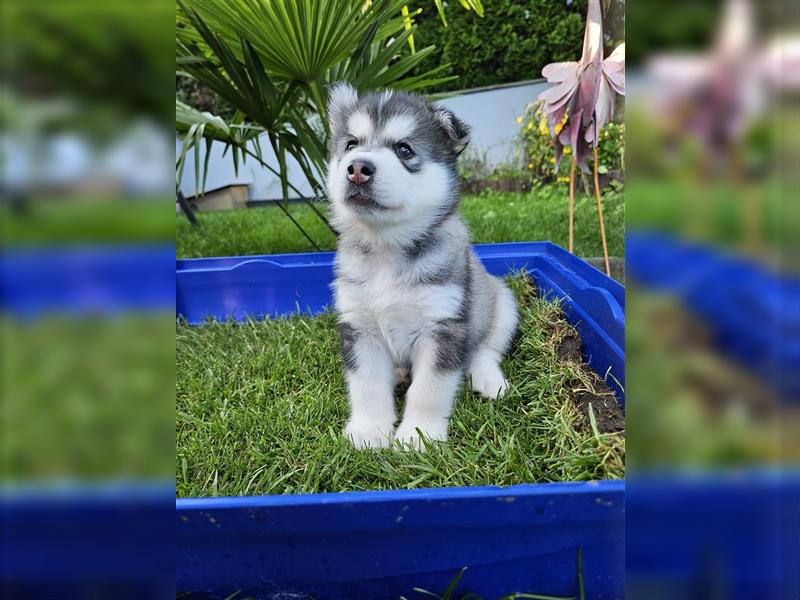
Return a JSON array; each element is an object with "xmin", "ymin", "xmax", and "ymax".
[
  {"xmin": 433, "ymin": 107, "xmax": 470, "ymax": 153},
  {"xmin": 327, "ymin": 82, "xmax": 358, "ymax": 131}
]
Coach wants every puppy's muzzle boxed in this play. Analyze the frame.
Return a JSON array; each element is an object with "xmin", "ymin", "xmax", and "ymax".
[{"xmin": 347, "ymin": 160, "xmax": 375, "ymax": 185}]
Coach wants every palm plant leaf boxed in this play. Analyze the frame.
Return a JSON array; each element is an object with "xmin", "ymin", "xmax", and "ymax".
[
  {"xmin": 400, "ymin": 5, "xmax": 415, "ymax": 53},
  {"xmin": 176, "ymin": 0, "xmax": 460, "ymax": 241},
  {"xmin": 375, "ymin": 7, "xmax": 421, "ymax": 42},
  {"xmin": 333, "ymin": 25, "xmax": 457, "ymax": 95},
  {"xmin": 459, "ymin": 0, "xmax": 484, "ymax": 16},
  {"xmin": 176, "ymin": 99, "xmax": 329, "ymax": 246},
  {"xmin": 178, "ymin": 5, "xmax": 321, "ymax": 202},
  {"xmin": 179, "ymin": 0, "xmax": 406, "ymax": 81},
  {"xmin": 177, "ymin": 101, "xmax": 250, "ymax": 193},
  {"xmin": 432, "ymin": 0, "xmax": 484, "ymax": 27},
  {"xmin": 433, "ymin": 0, "xmax": 448, "ymax": 26}
]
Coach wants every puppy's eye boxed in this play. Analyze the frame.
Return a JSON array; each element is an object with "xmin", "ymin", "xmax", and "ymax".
[
  {"xmin": 345, "ymin": 139, "xmax": 358, "ymax": 152},
  {"xmin": 396, "ymin": 142, "xmax": 414, "ymax": 159}
]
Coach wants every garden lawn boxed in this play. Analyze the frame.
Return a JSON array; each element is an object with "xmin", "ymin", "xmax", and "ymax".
[
  {"xmin": 3, "ymin": 315, "xmax": 174, "ymax": 480},
  {"xmin": 2, "ymin": 198, "xmax": 175, "ymax": 245},
  {"xmin": 176, "ymin": 274, "xmax": 624, "ymax": 497},
  {"xmin": 176, "ymin": 186, "xmax": 624, "ymax": 259}
]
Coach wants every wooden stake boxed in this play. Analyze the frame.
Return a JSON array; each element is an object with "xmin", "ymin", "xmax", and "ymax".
[
  {"xmin": 568, "ymin": 156, "xmax": 576, "ymax": 254},
  {"xmin": 592, "ymin": 145, "xmax": 611, "ymax": 276}
]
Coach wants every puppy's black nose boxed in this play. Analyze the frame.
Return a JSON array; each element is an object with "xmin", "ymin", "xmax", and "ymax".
[{"xmin": 347, "ymin": 160, "xmax": 375, "ymax": 185}]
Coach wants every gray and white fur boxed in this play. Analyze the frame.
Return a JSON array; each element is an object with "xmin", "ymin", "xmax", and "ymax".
[{"xmin": 326, "ymin": 83, "xmax": 519, "ymax": 450}]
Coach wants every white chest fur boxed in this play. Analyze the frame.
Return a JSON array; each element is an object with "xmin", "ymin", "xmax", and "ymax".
[{"xmin": 334, "ymin": 251, "xmax": 462, "ymax": 364}]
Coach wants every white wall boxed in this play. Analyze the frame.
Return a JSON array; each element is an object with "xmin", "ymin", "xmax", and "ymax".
[
  {"xmin": 437, "ymin": 79, "xmax": 548, "ymax": 166},
  {"xmin": 176, "ymin": 131, "xmax": 319, "ymax": 200},
  {"xmin": 177, "ymin": 80, "xmax": 549, "ymax": 200}
]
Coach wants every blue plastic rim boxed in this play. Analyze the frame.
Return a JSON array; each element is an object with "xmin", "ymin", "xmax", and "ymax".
[{"xmin": 175, "ymin": 241, "xmax": 626, "ymax": 599}]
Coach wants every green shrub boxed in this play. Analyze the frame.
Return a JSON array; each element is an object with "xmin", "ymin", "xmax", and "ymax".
[
  {"xmin": 410, "ymin": 0, "xmax": 588, "ymax": 92},
  {"xmin": 517, "ymin": 101, "xmax": 625, "ymax": 186}
]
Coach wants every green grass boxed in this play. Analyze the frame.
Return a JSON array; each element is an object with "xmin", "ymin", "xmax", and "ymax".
[
  {"xmin": 626, "ymin": 177, "xmax": 784, "ymax": 249},
  {"xmin": 176, "ymin": 275, "xmax": 624, "ymax": 498},
  {"xmin": 176, "ymin": 186, "xmax": 624, "ymax": 259},
  {"xmin": 2, "ymin": 315, "xmax": 174, "ymax": 480},
  {"xmin": 2, "ymin": 198, "xmax": 175, "ymax": 245}
]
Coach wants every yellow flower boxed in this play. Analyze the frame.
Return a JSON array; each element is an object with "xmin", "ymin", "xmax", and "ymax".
[
  {"xmin": 527, "ymin": 162, "xmax": 534, "ymax": 170},
  {"xmin": 527, "ymin": 122, "xmax": 533, "ymax": 130},
  {"xmin": 516, "ymin": 116, "xmax": 523, "ymax": 124},
  {"xmin": 538, "ymin": 117, "xmax": 549, "ymax": 136},
  {"xmin": 549, "ymin": 157, "xmax": 556, "ymax": 164},
  {"xmin": 554, "ymin": 111, "xmax": 569, "ymax": 134}
]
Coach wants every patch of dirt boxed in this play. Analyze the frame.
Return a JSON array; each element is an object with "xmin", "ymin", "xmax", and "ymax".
[
  {"xmin": 586, "ymin": 256, "xmax": 625, "ymax": 283},
  {"xmin": 529, "ymin": 274, "xmax": 625, "ymax": 436},
  {"xmin": 575, "ymin": 386, "xmax": 625, "ymax": 433},
  {"xmin": 555, "ymin": 332, "xmax": 582, "ymax": 362}
]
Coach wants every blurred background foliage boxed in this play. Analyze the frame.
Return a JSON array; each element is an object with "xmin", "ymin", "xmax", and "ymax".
[
  {"xmin": 624, "ymin": 0, "xmax": 798, "ymax": 473},
  {"xmin": 626, "ymin": 0, "xmax": 721, "ymax": 65},
  {"xmin": 2, "ymin": 316, "xmax": 175, "ymax": 480},
  {"xmin": 4, "ymin": 0, "xmax": 174, "ymax": 129}
]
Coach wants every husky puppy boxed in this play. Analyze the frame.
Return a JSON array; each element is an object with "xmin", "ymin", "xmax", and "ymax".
[{"xmin": 326, "ymin": 83, "xmax": 519, "ymax": 450}]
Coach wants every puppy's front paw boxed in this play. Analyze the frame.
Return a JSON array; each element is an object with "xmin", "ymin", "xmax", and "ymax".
[
  {"xmin": 344, "ymin": 419, "xmax": 394, "ymax": 450},
  {"xmin": 394, "ymin": 419, "xmax": 448, "ymax": 451}
]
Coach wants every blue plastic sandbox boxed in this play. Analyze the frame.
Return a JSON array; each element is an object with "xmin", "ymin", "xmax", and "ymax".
[{"xmin": 176, "ymin": 242, "xmax": 626, "ymax": 599}]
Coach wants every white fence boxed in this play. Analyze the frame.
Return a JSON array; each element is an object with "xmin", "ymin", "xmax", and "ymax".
[{"xmin": 177, "ymin": 80, "xmax": 549, "ymax": 201}]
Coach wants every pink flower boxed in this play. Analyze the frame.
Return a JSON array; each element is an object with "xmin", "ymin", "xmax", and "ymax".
[{"xmin": 537, "ymin": 0, "xmax": 625, "ymax": 172}]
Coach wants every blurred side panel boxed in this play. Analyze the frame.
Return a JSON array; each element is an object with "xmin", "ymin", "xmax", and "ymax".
[
  {"xmin": 626, "ymin": 0, "xmax": 799, "ymax": 597},
  {"xmin": 1, "ymin": 0, "xmax": 175, "ymax": 598}
]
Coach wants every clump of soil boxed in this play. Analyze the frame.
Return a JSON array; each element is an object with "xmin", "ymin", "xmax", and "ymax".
[
  {"xmin": 586, "ymin": 256, "xmax": 626, "ymax": 283},
  {"xmin": 575, "ymin": 389, "xmax": 625, "ymax": 433},
  {"xmin": 555, "ymin": 332, "xmax": 582, "ymax": 363},
  {"xmin": 529, "ymin": 274, "xmax": 625, "ymax": 435},
  {"xmin": 560, "ymin": 339, "xmax": 625, "ymax": 434}
]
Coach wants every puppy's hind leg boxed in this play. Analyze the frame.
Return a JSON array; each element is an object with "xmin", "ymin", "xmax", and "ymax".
[{"xmin": 469, "ymin": 283, "xmax": 518, "ymax": 400}]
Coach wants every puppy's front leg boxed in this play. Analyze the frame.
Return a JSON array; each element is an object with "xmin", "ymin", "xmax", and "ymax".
[
  {"xmin": 339, "ymin": 322, "xmax": 396, "ymax": 449},
  {"xmin": 395, "ymin": 327, "xmax": 466, "ymax": 450}
]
